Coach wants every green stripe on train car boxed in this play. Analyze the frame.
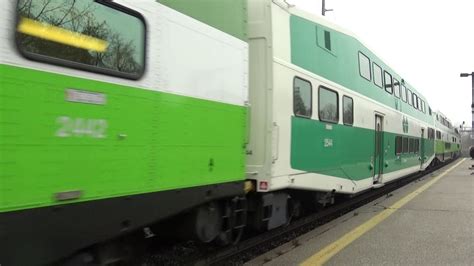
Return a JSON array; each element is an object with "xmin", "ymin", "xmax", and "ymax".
[
  {"xmin": 435, "ymin": 140, "xmax": 444, "ymax": 154},
  {"xmin": 158, "ymin": 0, "xmax": 248, "ymax": 41},
  {"xmin": 0, "ymin": 64, "xmax": 247, "ymax": 212},
  {"xmin": 290, "ymin": 117, "xmax": 434, "ymax": 181}
]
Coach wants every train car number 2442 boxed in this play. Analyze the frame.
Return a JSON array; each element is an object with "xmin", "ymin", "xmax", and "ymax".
[{"xmin": 56, "ymin": 116, "xmax": 108, "ymax": 139}]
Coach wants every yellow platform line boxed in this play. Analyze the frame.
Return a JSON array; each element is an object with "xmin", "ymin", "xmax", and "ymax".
[
  {"xmin": 17, "ymin": 17, "xmax": 108, "ymax": 52},
  {"xmin": 301, "ymin": 158, "xmax": 465, "ymax": 266}
]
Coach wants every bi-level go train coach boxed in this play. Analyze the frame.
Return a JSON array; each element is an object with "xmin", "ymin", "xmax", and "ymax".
[{"xmin": 0, "ymin": 0, "xmax": 460, "ymax": 264}]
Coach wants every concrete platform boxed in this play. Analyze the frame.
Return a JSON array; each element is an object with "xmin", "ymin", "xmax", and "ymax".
[{"xmin": 247, "ymin": 158, "xmax": 474, "ymax": 266}]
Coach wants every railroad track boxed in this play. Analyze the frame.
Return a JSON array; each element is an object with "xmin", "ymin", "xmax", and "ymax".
[{"xmin": 190, "ymin": 159, "xmax": 457, "ymax": 266}]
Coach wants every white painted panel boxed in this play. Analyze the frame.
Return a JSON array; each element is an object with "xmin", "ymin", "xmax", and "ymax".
[
  {"xmin": 271, "ymin": 4, "xmax": 291, "ymax": 62},
  {"xmin": 263, "ymin": 173, "xmax": 374, "ymax": 194},
  {"xmin": 381, "ymin": 165, "xmax": 421, "ymax": 184},
  {"xmin": 155, "ymin": 5, "xmax": 249, "ymax": 106}
]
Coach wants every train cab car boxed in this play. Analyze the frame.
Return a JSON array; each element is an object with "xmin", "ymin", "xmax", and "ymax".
[
  {"xmin": 1, "ymin": 0, "xmax": 249, "ymax": 264},
  {"xmin": 245, "ymin": 0, "xmax": 439, "ymax": 230}
]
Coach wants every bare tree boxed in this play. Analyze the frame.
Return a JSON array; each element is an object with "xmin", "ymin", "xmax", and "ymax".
[{"xmin": 17, "ymin": 0, "xmax": 142, "ymax": 74}]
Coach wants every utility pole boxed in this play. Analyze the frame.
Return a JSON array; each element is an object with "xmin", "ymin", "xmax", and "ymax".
[
  {"xmin": 460, "ymin": 72, "xmax": 474, "ymax": 161},
  {"xmin": 322, "ymin": 0, "xmax": 333, "ymax": 16}
]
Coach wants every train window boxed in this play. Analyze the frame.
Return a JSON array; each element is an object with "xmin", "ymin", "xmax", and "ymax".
[
  {"xmin": 373, "ymin": 63, "xmax": 383, "ymax": 88},
  {"xmin": 324, "ymin": 30, "xmax": 332, "ymax": 51},
  {"xmin": 319, "ymin": 86, "xmax": 339, "ymax": 123},
  {"xmin": 402, "ymin": 137, "xmax": 409, "ymax": 153},
  {"xmin": 395, "ymin": 136, "xmax": 402, "ymax": 155},
  {"xmin": 418, "ymin": 98, "xmax": 422, "ymax": 111},
  {"xmin": 407, "ymin": 89, "xmax": 413, "ymax": 106},
  {"xmin": 436, "ymin": 130, "xmax": 441, "ymax": 140},
  {"xmin": 393, "ymin": 78, "xmax": 400, "ymax": 98},
  {"xmin": 409, "ymin": 138, "xmax": 414, "ymax": 153},
  {"xmin": 429, "ymin": 107, "xmax": 432, "ymax": 116},
  {"xmin": 414, "ymin": 139, "xmax": 419, "ymax": 153},
  {"xmin": 358, "ymin": 52, "xmax": 371, "ymax": 81},
  {"xmin": 428, "ymin": 128, "xmax": 435, "ymax": 140},
  {"xmin": 16, "ymin": 0, "xmax": 146, "ymax": 79},
  {"xmin": 384, "ymin": 71, "xmax": 393, "ymax": 94},
  {"xmin": 293, "ymin": 77, "xmax": 312, "ymax": 118},
  {"xmin": 412, "ymin": 93, "xmax": 418, "ymax": 109},
  {"xmin": 401, "ymin": 84, "xmax": 407, "ymax": 102},
  {"xmin": 421, "ymin": 100, "xmax": 426, "ymax": 113},
  {"xmin": 343, "ymin": 96, "xmax": 354, "ymax": 125}
]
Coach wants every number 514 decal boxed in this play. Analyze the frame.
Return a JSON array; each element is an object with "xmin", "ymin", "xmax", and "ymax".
[{"xmin": 56, "ymin": 116, "xmax": 108, "ymax": 139}]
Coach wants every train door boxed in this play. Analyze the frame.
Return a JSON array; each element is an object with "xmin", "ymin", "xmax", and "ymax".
[
  {"xmin": 441, "ymin": 133, "xmax": 445, "ymax": 161},
  {"xmin": 373, "ymin": 115, "xmax": 384, "ymax": 183},
  {"xmin": 420, "ymin": 128, "xmax": 425, "ymax": 169}
]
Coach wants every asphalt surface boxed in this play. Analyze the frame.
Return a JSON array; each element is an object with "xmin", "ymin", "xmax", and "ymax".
[{"xmin": 247, "ymin": 158, "xmax": 474, "ymax": 265}]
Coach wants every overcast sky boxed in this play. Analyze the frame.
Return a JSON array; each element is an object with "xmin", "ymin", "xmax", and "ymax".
[{"xmin": 287, "ymin": 0, "xmax": 474, "ymax": 127}]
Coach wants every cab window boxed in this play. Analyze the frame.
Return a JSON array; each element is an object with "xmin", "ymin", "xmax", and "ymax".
[
  {"xmin": 401, "ymin": 84, "xmax": 407, "ymax": 102},
  {"xmin": 384, "ymin": 71, "xmax": 393, "ymax": 94},
  {"xmin": 16, "ymin": 0, "xmax": 146, "ymax": 79},
  {"xmin": 402, "ymin": 137, "xmax": 409, "ymax": 153},
  {"xmin": 393, "ymin": 79, "xmax": 401, "ymax": 98},
  {"xmin": 395, "ymin": 136, "xmax": 402, "ymax": 155},
  {"xmin": 407, "ymin": 89, "xmax": 413, "ymax": 106},
  {"xmin": 293, "ymin": 77, "xmax": 312, "ymax": 118},
  {"xmin": 343, "ymin": 96, "xmax": 354, "ymax": 125},
  {"xmin": 319, "ymin": 86, "xmax": 339, "ymax": 123},
  {"xmin": 359, "ymin": 52, "xmax": 371, "ymax": 81},
  {"xmin": 373, "ymin": 63, "xmax": 383, "ymax": 88}
]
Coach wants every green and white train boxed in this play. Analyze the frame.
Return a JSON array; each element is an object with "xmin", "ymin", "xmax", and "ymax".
[
  {"xmin": 0, "ymin": 0, "xmax": 460, "ymax": 264},
  {"xmin": 433, "ymin": 111, "xmax": 461, "ymax": 161}
]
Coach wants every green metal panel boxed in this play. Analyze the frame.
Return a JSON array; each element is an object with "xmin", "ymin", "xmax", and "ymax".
[
  {"xmin": 434, "ymin": 139, "xmax": 459, "ymax": 155},
  {"xmin": 425, "ymin": 139, "xmax": 435, "ymax": 159},
  {"xmin": 435, "ymin": 140, "xmax": 445, "ymax": 154},
  {"xmin": 158, "ymin": 0, "xmax": 248, "ymax": 41},
  {"xmin": 290, "ymin": 117, "xmax": 434, "ymax": 181},
  {"xmin": 289, "ymin": 15, "xmax": 433, "ymax": 125},
  {"xmin": 0, "ymin": 64, "xmax": 247, "ymax": 212}
]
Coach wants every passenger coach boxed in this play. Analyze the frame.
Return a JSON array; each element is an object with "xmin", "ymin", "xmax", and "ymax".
[{"xmin": 244, "ymin": 0, "xmax": 448, "ymax": 230}]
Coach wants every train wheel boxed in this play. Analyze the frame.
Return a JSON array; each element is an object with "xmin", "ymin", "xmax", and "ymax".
[{"xmin": 215, "ymin": 196, "xmax": 247, "ymax": 245}]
